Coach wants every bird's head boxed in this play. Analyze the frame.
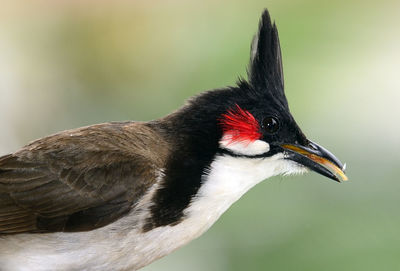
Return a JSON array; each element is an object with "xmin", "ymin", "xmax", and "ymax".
[
  {"xmin": 214, "ymin": 10, "xmax": 347, "ymax": 182},
  {"xmin": 163, "ymin": 9, "xmax": 346, "ymax": 183}
]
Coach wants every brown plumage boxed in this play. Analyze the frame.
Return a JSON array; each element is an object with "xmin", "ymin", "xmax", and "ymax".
[{"xmin": 0, "ymin": 121, "xmax": 169, "ymax": 234}]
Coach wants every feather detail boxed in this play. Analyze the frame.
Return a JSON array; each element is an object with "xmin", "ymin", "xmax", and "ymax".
[{"xmin": 219, "ymin": 104, "xmax": 261, "ymax": 144}]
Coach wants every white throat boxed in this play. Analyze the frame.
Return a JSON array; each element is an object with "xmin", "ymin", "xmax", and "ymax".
[
  {"xmin": 192, "ymin": 153, "xmax": 285, "ymax": 217},
  {"xmin": 183, "ymin": 138, "xmax": 306, "ymax": 236}
]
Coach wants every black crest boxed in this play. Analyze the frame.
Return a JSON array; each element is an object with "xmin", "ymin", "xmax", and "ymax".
[{"xmin": 248, "ymin": 10, "xmax": 286, "ymax": 105}]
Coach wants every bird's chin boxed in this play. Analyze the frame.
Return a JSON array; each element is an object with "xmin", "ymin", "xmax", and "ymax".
[
  {"xmin": 258, "ymin": 153, "xmax": 308, "ymax": 178},
  {"xmin": 278, "ymin": 159, "xmax": 309, "ymax": 177}
]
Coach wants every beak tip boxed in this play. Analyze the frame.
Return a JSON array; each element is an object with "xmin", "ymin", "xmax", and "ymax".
[{"xmin": 330, "ymin": 175, "xmax": 341, "ymax": 183}]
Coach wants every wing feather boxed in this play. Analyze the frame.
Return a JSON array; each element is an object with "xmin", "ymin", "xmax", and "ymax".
[{"xmin": 0, "ymin": 122, "xmax": 168, "ymax": 234}]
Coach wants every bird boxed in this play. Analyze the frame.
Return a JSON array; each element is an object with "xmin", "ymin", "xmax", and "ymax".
[{"xmin": 0, "ymin": 9, "xmax": 347, "ymax": 271}]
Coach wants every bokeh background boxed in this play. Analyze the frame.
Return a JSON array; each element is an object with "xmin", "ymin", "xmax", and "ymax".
[{"xmin": 1, "ymin": 0, "xmax": 399, "ymax": 270}]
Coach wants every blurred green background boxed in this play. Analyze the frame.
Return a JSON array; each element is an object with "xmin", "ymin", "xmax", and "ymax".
[{"xmin": 1, "ymin": 0, "xmax": 399, "ymax": 270}]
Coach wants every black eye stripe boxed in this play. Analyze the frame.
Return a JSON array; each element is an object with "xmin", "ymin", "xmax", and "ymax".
[{"xmin": 262, "ymin": 117, "xmax": 280, "ymax": 134}]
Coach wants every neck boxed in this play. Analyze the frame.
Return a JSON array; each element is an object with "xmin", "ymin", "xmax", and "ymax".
[
  {"xmin": 182, "ymin": 153, "xmax": 285, "ymax": 233},
  {"xmin": 144, "ymin": 115, "xmax": 221, "ymax": 231}
]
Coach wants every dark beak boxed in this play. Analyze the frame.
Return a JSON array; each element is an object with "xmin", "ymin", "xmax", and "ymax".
[{"xmin": 281, "ymin": 141, "xmax": 347, "ymax": 182}]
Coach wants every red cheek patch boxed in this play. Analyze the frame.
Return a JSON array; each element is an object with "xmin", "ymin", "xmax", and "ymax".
[{"xmin": 220, "ymin": 104, "xmax": 261, "ymax": 143}]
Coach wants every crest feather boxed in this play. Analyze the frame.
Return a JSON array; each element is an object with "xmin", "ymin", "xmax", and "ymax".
[{"xmin": 248, "ymin": 9, "xmax": 285, "ymax": 101}]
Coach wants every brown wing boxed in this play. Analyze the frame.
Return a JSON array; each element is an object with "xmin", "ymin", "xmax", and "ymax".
[{"xmin": 0, "ymin": 122, "xmax": 168, "ymax": 234}]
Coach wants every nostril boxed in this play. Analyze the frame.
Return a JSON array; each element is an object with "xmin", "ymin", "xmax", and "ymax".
[{"xmin": 308, "ymin": 141, "xmax": 318, "ymax": 150}]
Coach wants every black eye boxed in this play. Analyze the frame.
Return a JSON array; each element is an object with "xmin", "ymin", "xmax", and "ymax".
[{"xmin": 262, "ymin": 117, "xmax": 280, "ymax": 134}]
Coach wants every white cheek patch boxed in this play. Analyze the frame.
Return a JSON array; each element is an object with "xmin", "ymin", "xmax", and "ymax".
[{"xmin": 219, "ymin": 135, "xmax": 270, "ymax": 156}]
